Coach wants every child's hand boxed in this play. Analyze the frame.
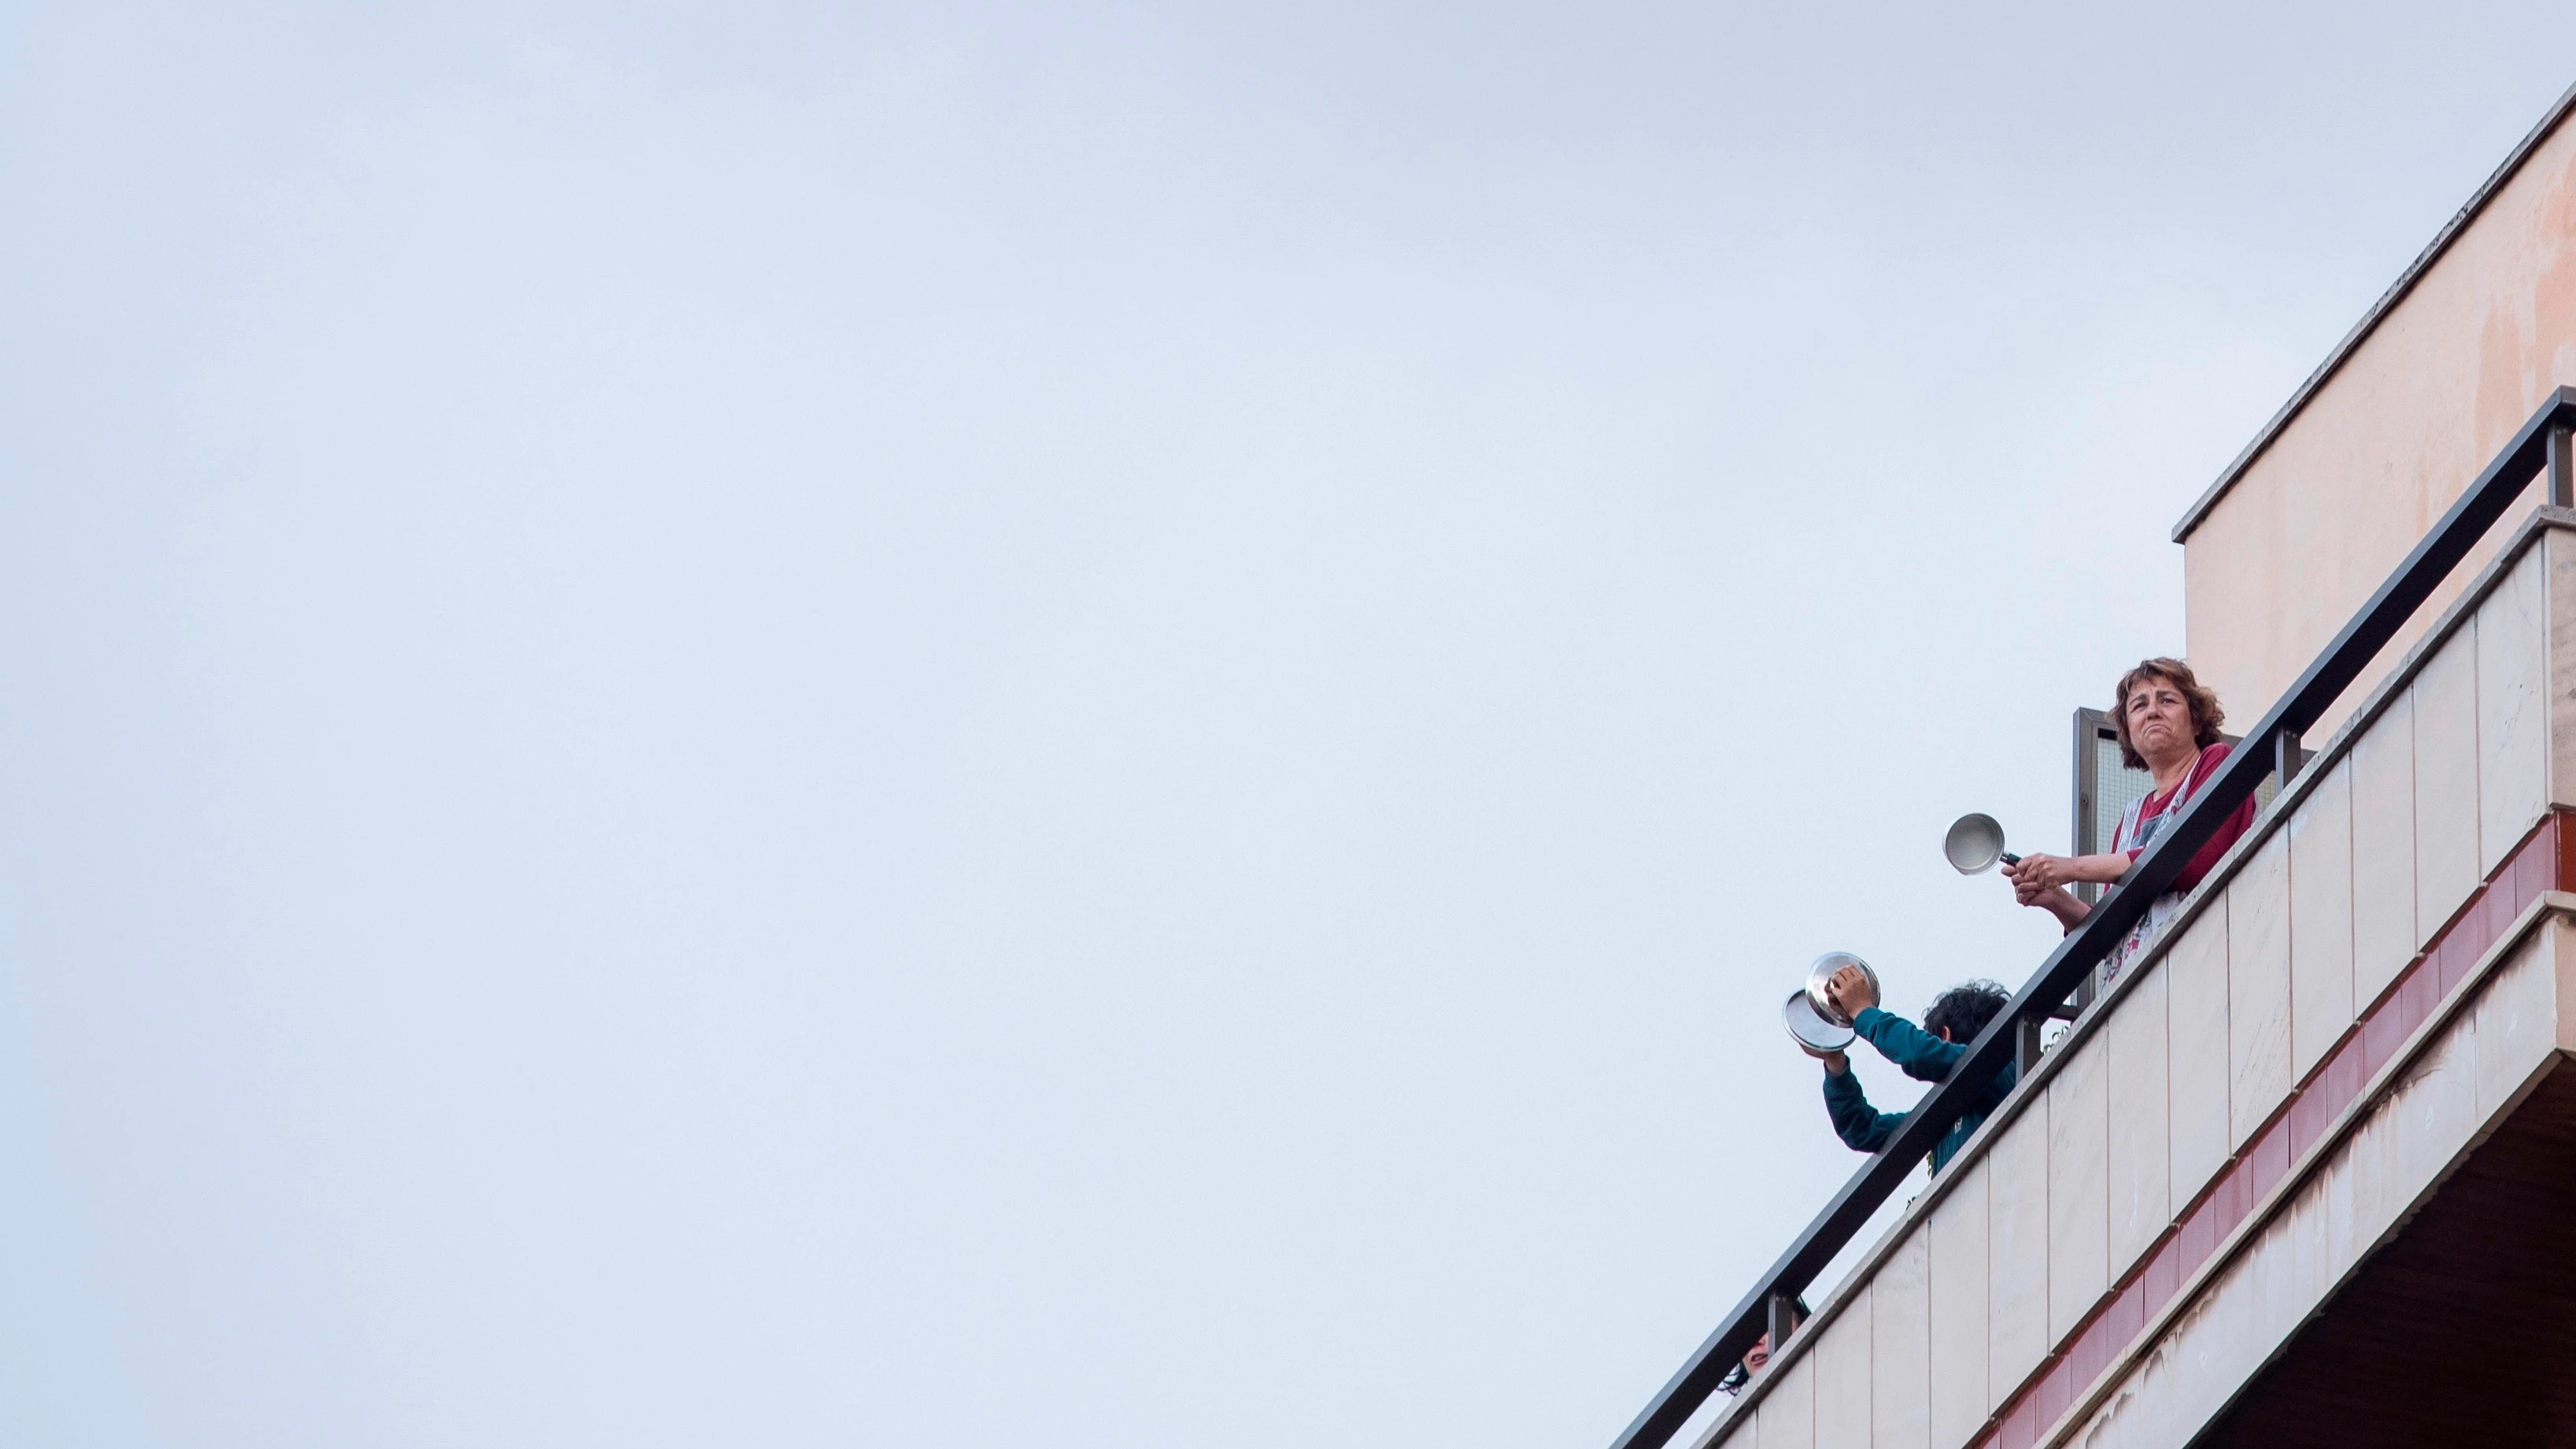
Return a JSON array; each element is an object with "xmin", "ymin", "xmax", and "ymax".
[{"xmin": 1825, "ymin": 963, "xmax": 1878, "ymax": 1018}]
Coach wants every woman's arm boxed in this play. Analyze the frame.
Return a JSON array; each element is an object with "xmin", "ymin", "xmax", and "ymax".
[
  {"xmin": 2006, "ymin": 852, "xmax": 2130, "ymax": 890},
  {"xmin": 2003, "ymin": 854, "xmax": 2116, "ymax": 932},
  {"xmin": 2023, "ymin": 885, "xmax": 2090, "ymax": 930}
]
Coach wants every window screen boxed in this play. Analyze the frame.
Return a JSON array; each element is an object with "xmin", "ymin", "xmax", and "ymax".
[
  {"xmin": 2087, "ymin": 728, "xmax": 2155, "ymax": 854},
  {"xmin": 2072, "ymin": 709, "xmax": 2155, "ymax": 904}
]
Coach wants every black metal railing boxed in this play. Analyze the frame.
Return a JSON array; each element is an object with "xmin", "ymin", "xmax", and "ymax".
[{"xmin": 1608, "ymin": 386, "xmax": 2576, "ymax": 1449}]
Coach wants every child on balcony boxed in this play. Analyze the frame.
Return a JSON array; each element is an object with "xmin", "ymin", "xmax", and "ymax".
[
  {"xmin": 1714, "ymin": 1297, "xmax": 1809, "ymax": 1396},
  {"xmin": 1816, "ymin": 966, "xmax": 2015, "ymax": 1174}
]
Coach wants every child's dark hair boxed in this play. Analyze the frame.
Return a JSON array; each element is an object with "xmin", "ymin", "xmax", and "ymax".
[
  {"xmin": 1715, "ymin": 1297, "xmax": 1811, "ymax": 1395},
  {"xmin": 1922, "ymin": 979, "xmax": 2011, "ymax": 1044}
]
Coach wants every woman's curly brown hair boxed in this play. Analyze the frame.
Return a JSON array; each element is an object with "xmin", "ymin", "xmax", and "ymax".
[{"xmin": 2111, "ymin": 657, "xmax": 2226, "ymax": 771}]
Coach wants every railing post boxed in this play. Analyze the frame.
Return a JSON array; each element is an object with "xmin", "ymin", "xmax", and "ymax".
[
  {"xmin": 1766, "ymin": 1292, "xmax": 1798, "ymax": 1358},
  {"xmin": 2549, "ymin": 423, "xmax": 2573, "ymax": 508},
  {"xmin": 2016, "ymin": 1014, "xmax": 2046, "ymax": 1077},
  {"xmin": 2275, "ymin": 727, "xmax": 2304, "ymax": 787}
]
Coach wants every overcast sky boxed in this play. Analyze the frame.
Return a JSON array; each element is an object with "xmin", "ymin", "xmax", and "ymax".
[{"xmin": 1, "ymin": 4, "xmax": 2569, "ymax": 1446}]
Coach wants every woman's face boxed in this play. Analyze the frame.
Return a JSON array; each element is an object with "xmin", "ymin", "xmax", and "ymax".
[
  {"xmin": 2124, "ymin": 675, "xmax": 2197, "ymax": 767},
  {"xmin": 1743, "ymin": 1332, "xmax": 1772, "ymax": 1374}
]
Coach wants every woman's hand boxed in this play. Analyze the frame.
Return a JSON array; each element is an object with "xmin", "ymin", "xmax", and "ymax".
[
  {"xmin": 2006, "ymin": 852, "xmax": 2131, "ymax": 896},
  {"xmin": 2006, "ymin": 853, "xmax": 2079, "ymax": 892},
  {"xmin": 1995, "ymin": 856, "xmax": 2094, "ymax": 930},
  {"xmin": 1820, "ymin": 1050, "xmax": 1850, "ymax": 1076},
  {"xmin": 1824, "ymin": 963, "xmax": 1878, "ymax": 1018},
  {"xmin": 2013, "ymin": 882, "xmax": 2093, "ymax": 931}
]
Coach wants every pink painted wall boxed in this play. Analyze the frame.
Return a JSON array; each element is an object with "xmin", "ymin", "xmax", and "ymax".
[{"xmin": 2182, "ymin": 109, "xmax": 2576, "ymax": 741}]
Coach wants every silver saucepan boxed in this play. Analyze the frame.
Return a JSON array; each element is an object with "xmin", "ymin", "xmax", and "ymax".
[{"xmin": 1942, "ymin": 812, "xmax": 2022, "ymax": 874}]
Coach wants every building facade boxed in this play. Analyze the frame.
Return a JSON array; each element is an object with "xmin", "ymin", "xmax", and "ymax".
[{"xmin": 2179, "ymin": 87, "xmax": 2576, "ymax": 741}]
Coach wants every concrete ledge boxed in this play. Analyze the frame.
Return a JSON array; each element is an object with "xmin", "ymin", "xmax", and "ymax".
[{"xmin": 2044, "ymin": 896, "xmax": 2576, "ymax": 1449}]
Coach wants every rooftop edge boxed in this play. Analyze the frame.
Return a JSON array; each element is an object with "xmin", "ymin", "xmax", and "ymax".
[{"xmin": 2169, "ymin": 77, "xmax": 2576, "ymax": 545}]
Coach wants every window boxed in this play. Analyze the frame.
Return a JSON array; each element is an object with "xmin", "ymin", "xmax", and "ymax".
[{"xmin": 2070, "ymin": 708, "xmax": 2154, "ymax": 905}]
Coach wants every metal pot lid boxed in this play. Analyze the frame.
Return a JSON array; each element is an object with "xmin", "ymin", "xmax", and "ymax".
[{"xmin": 1782, "ymin": 989, "xmax": 1857, "ymax": 1055}]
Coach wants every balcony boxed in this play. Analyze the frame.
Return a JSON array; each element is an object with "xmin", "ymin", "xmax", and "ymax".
[{"xmin": 1625, "ymin": 397, "xmax": 2576, "ymax": 1449}]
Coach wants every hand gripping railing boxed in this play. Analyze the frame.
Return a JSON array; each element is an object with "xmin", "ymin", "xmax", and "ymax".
[{"xmin": 1607, "ymin": 387, "xmax": 2576, "ymax": 1449}]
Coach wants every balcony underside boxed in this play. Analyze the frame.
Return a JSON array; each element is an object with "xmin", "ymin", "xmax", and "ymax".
[{"xmin": 2201, "ymin": 1057, "xmax": 2576, "ymax": 1448}]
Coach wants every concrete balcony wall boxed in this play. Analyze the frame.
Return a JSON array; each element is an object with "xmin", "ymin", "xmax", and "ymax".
[
  {"xmin": 1700, "ymin": 513, "xmax": 2576, "ymax": 1449},
  {"xmin": 2072, "ymin": 907, "xmax": 2576, "ymax": 1449}
]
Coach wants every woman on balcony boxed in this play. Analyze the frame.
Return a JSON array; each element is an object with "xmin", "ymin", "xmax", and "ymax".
[{"xmin": 2005, "ymin": 657, "xmax": 2256, "ymax": 982}]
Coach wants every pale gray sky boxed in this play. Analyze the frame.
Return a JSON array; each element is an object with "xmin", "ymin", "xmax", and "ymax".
[{"xmin": 0, "ymin": 4, "xmax": 2567, "ymax": 1446}]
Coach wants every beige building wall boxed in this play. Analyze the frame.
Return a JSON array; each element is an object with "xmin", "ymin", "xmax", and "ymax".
[{"xmin": 2178, "ymin": 91, "xmax": 2576, "ymax": 737}]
